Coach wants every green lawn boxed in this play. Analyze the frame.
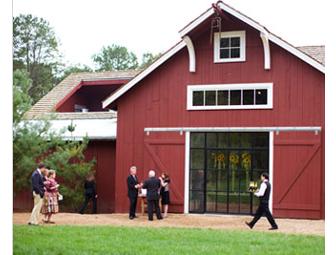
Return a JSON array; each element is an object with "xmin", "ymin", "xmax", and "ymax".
[{"xmin": 13, "ymin": 225, "xmax": 324, "ymax": 255}]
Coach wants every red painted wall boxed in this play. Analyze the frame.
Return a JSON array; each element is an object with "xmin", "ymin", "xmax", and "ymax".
[
  {"xmin": 113, "ymin": 16, "xmax": 324, "ymax": 219},
  {"xmin": 13, "ymin": 140, "xmax": 116, "ymax": 213}
]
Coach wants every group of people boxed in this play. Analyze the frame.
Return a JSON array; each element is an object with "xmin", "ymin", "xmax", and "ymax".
[
  {"xmin": 28, "ymin": 163, "xmax": 278, "ymax": 230},
  {"xmin": 127, "ymin": 166, "xmax": 170, "ymax": 221},
  {"xmin": 28, "ymin": 163, "xmax": 61, "ymax": 225}
]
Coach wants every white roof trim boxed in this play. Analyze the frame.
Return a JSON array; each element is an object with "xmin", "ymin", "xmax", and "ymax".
[
  {"xmin": 102, "ymin": 3, "xmax": 324, "ymax": 108},
  {"xmin": 102, "ymin": 40, "xmax": 186, "ymax": 108}
]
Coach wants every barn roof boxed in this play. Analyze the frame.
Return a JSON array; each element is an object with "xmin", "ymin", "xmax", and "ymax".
[
  {"xmin": 24, "ymin": 70, "xmax": 139, "ymax": 119},
  {"xmin": 297, "ymin": 46, "xmax": 325, "ymax": 65},
  {"xmin": 102, "ymin": 2, "xmax": 325, "ymax": 108}
]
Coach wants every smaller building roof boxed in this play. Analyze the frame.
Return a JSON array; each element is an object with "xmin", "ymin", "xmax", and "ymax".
[{"xmin": 25, "ymin": 70, "xmax": 139, "ymax": 119}]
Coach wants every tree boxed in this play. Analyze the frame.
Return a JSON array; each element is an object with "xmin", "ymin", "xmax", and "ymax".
[
  {"xmin": 13, "ymin": 14, "xmax": 61, "ymax": 103},
  {"xmin": 92, "ymin": 44, "xmax": 139, "ymax": 71},
  {"xmin": 56, "ymin": 64, "xmax": 93, "ymax": 83},
  {"xmin": 139, "ymin": 52, "xmax": 161, "ymax": 69},
  {"xmin": 13, "ymin": 69, "xmax": 95, "ymax": 211}
]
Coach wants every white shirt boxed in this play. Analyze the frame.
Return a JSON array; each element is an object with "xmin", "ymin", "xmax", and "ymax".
[
  {"xmin": 254, "ymin": 180, "xmax": 268, "ymax": 197},
  {"xmin": 37, "ymin": 168, "xmax": 42, "ymax": 176}
]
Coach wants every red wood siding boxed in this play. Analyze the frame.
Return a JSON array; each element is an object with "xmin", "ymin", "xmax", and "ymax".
[{"xmin": 113, "ymin": 18, "xmax": 324, "ymax": 219}]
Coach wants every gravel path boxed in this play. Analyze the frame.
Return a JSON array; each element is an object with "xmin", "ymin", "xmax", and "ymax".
[{"xmin": 14, "ymin": 213, "xmax": 324, "ymax": 236}]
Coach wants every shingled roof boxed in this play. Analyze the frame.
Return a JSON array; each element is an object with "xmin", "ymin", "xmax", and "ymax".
[
  {"xmin": 297, "ymin": 46, "xmax": 325, "ymax": 65},
  {"xmin": 24, "ymin": 70, "xmax": 139, "ymax": 119}
]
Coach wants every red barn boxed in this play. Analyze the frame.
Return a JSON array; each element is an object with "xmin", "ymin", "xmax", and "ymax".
[{"xmin": 20, "ymin": 2, "xmax": 324, "ymax": 219}]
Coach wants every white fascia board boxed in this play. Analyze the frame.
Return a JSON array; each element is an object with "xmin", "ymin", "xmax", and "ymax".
[
  {"xmin": 267, "ymin": 33, "xmax": 325, "ymax": 73},
  {"xmin": 27, "ymin": 119, "xmax": 117, "ymax": 140},
  {"xmin": 102, "ymin": 41, "xmax": 187, "ymax": 108}
]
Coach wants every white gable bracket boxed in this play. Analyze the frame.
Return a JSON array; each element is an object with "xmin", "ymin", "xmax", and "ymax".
[
  {"xmin": 260, "ymin": 32, "xmax": 271, "ymax": 70},
  {"xmin": 182, "ymin": 36, "xmax": 196, "ymax": 72}
]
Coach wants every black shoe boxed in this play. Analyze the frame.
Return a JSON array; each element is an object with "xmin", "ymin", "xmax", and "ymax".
[
  {"xmin": 269, "ymin": 226, "xmax": 278, "ymax": 230},
  {"xmin": 129, "ymin": 216, "xmax": 134, "ymax": 220},
  {"xmin": 245, "ymin": 222, "xmax": 253, "ymax": 229},
  {"xmin": 158, "ymin": 217, "xmax": 163, "ymax": 220},
  {"xmin": 148, "ymin": 219, "xmax": 153, "ymax": 221}
]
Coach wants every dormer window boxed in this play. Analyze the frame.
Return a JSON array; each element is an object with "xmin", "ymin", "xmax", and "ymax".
[{"xmin": 214, "ymin": 31, "xmax": 246, "ymax": 63}]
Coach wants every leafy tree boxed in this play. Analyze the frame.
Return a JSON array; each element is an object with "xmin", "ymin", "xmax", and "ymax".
[
  {"xmin": 13, "ymin": 70, "xmax": 95, "ymax": 211},
  {"xmin": 92, "ymin": 44, "xmax": 139, "ymax": 71},
  {"xmin": 139, "ymin": 52, "xmax": 161, "ymax": 69},
  {"xmin": 57, "ymin": 64, "xmax": 93, "ymax": 83},
  {"xmin": 13, "ymin": 14, "xmax": 61, "ymax": 103}
]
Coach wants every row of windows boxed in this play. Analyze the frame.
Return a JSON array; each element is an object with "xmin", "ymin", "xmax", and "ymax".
[
  {"xmin": 187, "ymin": 83, "xmax": 272, "ymax": 110},
  {"xmin": 192, "ymin": 89, "xmax": 268, "ymax": 107}
]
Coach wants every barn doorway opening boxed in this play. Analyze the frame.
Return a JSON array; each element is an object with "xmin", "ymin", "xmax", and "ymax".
[{"xmin": 189, "ymin": 132, "xmax": 269, "ymax": 215}]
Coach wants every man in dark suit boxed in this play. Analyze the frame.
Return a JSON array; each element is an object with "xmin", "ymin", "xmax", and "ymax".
[
  {"xmin": 28, "ymin": 163, "xmax": 47, "ymax": 225},
  {"xmin": 127, "ymin": 166, "xmax": 140, "ymax": 219},
  {"xmin": 142, "ymin": 170, "xmax": 163, "ymax": 221},
  {"xmin": 245, "ymin": 172, "xmax": 278, "ymax": 230}
]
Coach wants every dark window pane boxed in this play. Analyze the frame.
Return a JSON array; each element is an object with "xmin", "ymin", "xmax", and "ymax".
[
  {"xmin": 206, "ymin": 192, "xmax": 216, "ymax": 212},
  {"xmin": 206, "ymin": 133, "xmax": 217, "ymax": 148},
  {"xmin": 189, "ymin": 191, "xmax": 204, "ymax": 212},
  {"xmin": 231, "ymin": 37, "xmax": 240, "ymax": 47},
  {"xmin": 216, "ymin": 192, "xmax": 228, "ymax": 213},
  {"xmin": 240, "ymin": 133, "xmax": 252, "ymax": 148},
  {"xmin": 230, "ymin": 48, "xmax": 240, "ymax": 58},
  {"xmin": 217, "ymin": 133, "xmax": 228, "ymax": 147},
  {"xmin": 206, "ymin": 170, "xmax": 217, "ymax": 191},
  {"xmin": 190, "ymin": 149, "xmax": 204, "ymax": 170},
  {"xmin": 220, "ymin": 49, "xmax": 230, "ymax": 59},
  {"xmin": 243, "ymin": 90, "xmax": 254, "ymax": 105},
  {"xmin": 192, "ymin": 91, "xmax": 204, "ymax": 106},
  {"xmin": 229, "ymin": 133, "xmax": 240, "ymax": 147},
  {"xmin": 190, "ymin": 170, "xmax": 204, "ymax": 190},
  {"xmin": 256, "ymin": 89, "xmax": 268, "ymax": 105},
  {"xmin": 191, "ymin": 133, "xmax": 205, "ymax": 148},
  {"xmin": 205, "ymin": 91, "xmax": 216, "ymax": 105},
  {"xmin": 217, "ymin": 90, "xmax": 228, "ymax": 105},
  {"xmin": 230, "ymin": 90, "xmax": 241, "ymax": 105},
  {"xmin": 220, "ymin": 37, "xmax": 230, "ymax": 48},
  {"xmin": 254, "ymin": 133, "xmax": 269, "ymax": 148}
]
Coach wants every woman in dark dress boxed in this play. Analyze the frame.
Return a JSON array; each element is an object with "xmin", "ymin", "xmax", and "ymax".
[
  {"xmin": 79, "ymin": 173, "xmax": 97, "ymax": 214},
  {"xmin": 159, "ymin": 172, "xmax": 170, "ymax": 218}
]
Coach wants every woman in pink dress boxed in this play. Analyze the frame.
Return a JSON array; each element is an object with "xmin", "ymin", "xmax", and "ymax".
[{"xmin": 42, "ymin": 170, "xmax": 60, "ymax": 224}]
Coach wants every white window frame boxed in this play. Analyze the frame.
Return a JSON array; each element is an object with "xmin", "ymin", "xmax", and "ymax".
[
  {"xmin": 214, "ymin": 31, "xmax": 246, "ymax": 63},
  {"xmin": 187, "ymin": 83, "xmax": 273, "ymax": 110}
]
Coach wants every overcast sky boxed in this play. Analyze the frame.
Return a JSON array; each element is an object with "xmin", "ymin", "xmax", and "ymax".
[{"xmin": 13, "ymin": 0, "xmax": 326, "ymax": 68}]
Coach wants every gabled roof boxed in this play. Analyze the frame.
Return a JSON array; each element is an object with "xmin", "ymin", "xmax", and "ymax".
[
  {"xmin": 102, "ymin": 2, "xmax": 325, "ymax": 109},
  {"xmin": 25, "ymin": 70, "xmax": 139, "ymax": 119}
]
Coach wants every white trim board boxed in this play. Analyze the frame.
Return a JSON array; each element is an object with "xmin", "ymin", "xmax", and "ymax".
[
  {"xmin": 269, "ymin": 131, "xmax": 274, "ymax": 213},
  {"xmin": 184, "ymin": 131, "xmax": 190, "ymax": 214}
]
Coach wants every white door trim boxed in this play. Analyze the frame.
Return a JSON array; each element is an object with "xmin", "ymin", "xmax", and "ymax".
[
  {"xmin": 184, "ymin": 131, "xmax": 190, "ymax": 214},
  {"xmin": 269, "ymin": 131, "xmax": 274, "ymax": 213}
]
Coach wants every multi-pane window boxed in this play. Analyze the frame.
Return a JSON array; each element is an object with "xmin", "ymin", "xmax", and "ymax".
[
  {"xmin": 188, "ymin": 83, "xmax": 272, "ymax": 110},
  {"xmin": 214, "ymin": 31, "xmax": 246, "ymax": 62}
]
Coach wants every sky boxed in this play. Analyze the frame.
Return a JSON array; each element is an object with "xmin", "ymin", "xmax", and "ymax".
[{"xmin": 13, "ymin": 0, "xmax": 326, "ymax": 69}]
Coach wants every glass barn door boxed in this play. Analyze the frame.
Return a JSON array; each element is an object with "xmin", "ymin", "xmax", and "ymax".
[{"xmin": 189, "ymin": 132, "xmax": 269, "ymax": 215}]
